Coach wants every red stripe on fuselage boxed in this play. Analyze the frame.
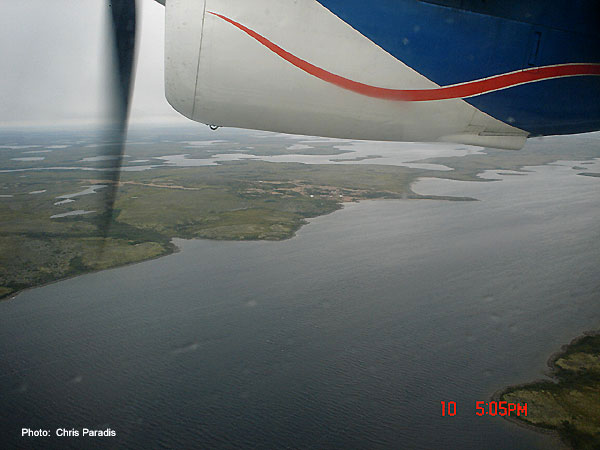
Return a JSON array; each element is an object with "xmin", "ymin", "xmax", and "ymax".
[{"xmin": 208, "ymin": 11, "xmax": 600, "ymax": 102}]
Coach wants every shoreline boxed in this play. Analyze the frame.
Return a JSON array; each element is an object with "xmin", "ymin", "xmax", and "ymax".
[
  {"xmin": 493, "ymin": 330, "xmax": 600, "ymax": 449},
  {"xmin": 0, "ymin": 192, "xmax": 477, "ymax": 303},
  {"xmin": 3, "ymin": 152, "xmax": 597, "ymax": 303},
  {"xmin": 1, "ymin": 241, "xmax": 181, "ymax": 303}
]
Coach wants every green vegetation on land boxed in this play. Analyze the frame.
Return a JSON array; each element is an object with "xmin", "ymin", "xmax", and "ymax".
[
  {"xmin": 1, "ymin": 161, "xmax": 474, "ymax": 299},
  {"xmin": 499, "ymin": 334, "xmax": 600, "ymax": 450}
]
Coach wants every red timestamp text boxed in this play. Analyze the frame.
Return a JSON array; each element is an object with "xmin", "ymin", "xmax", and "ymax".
[
  {"xmin": 476, "ymin": 401, "xmax": 527, "ymax": 417},
  {"xmin": 440, "ymin": 401, "xmax": 528, "ymax": 417}
]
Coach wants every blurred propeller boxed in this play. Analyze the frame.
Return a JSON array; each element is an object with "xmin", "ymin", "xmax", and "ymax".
[{"xmin": 98, "ymin": 0, "xmax": 137, "ymax": 237}]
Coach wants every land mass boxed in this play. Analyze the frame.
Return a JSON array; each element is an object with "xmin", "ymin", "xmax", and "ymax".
[
  {"xmin": 498, "ymin": 333, "xmax": 600, "ymax": 450},
  {"xmin": 0, "ymin": 160, "xmax": 478, "ymax": 300},
  {"xmin": 1, "ymin": 130, "xmax": 599, "ymax": 300}
]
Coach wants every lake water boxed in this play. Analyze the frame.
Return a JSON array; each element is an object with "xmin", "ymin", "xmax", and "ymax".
[
  {"xmin": 1, "ymin": 162, "xmax": 599, "ymax": 449},
  {"xmin": 155, "ymin": 140, "xmax": 481, "ymax": 171}
]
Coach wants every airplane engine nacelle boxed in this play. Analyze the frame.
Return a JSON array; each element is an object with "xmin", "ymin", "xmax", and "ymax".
[{"xmin": 165, "ymin": 0, "xmax": 571, "ymax": 149}]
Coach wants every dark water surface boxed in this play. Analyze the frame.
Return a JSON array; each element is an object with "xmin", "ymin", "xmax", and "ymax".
[{"xmin": 1, "ymin": 162, "xmax": 599, "ymax": 449}]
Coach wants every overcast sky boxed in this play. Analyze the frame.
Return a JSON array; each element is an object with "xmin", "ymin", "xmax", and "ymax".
[{"xmin": 0, "ymin": 0, "xmax": 190, "ymax": 127}]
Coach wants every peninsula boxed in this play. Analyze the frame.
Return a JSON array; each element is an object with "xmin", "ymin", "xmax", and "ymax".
[{"xmin": 498, "ymin": 333, "xmax": 600, "ymax": 450}]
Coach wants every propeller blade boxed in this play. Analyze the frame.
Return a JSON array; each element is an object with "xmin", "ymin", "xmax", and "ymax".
[{"xmin": 98, "ymin": 0, "xmax": 137, "ymax": 237}]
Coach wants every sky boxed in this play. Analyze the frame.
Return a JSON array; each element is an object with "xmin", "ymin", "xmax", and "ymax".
[{"xmin": 0, "ymin": 0, "xmax": 190, "ymax": 127}]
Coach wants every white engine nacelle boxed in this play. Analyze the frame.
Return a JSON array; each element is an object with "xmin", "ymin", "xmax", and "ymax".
[{"xmin": 165, "ymin": 0, "xmax": 527, "ymax": 149}]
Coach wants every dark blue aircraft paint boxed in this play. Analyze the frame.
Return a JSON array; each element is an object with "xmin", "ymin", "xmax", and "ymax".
[{"xmin": 315, "ymin": 0, "xmax": 600, "ymax": 136}]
